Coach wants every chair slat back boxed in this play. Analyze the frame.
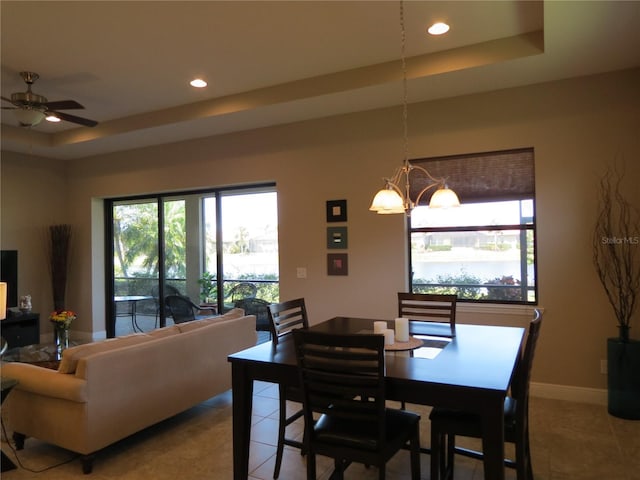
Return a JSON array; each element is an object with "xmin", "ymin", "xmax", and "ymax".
[
  {"xmin": 398, "ymin": 292, "xmax": 457, "ymax": 335},
  {"xmin": 293, "ymin": 330, "xmax": 386, "ymax": 448},
  {"xmin": 268, "ymin": 298, "xmax": 309, "ymax": 344}
]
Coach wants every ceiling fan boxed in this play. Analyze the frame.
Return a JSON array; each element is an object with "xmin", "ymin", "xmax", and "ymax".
[{"xmin": 1, "ymin": 71, "xmax": 98, "ymax": 128}]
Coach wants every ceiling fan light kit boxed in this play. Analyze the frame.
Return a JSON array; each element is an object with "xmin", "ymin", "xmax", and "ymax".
[
  {"xmin": 14, "ymin": 108, "xmax": 46, "ymax": 127},
  {"xmin": 1, "ymin": 71, "xmax": 98, "ymax": 128}
]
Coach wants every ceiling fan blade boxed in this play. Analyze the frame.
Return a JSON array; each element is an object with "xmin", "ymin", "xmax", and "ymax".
[
  {"xmin": 1, "ymin": 96, "xmax": 16, "ymax": 104},
  {"xmin": 1, "ymin": 106, "xmax": 17, "ymax": 110},
  {"xmin": 48, "ymin": 110, "xmax": 98, "ymax": 127},
  {"xmin": 44, "ymin": 100, "xmax": 85, "ymax": 110}
]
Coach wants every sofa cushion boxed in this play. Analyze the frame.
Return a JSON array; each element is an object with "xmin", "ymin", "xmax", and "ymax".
[
  {"xmin": 176, "ymin": 308, "xmax": 245, "ymax": 333},
  {"xmin": 58, "ymin": 333, "xmax": 152, "ymax": 374}
]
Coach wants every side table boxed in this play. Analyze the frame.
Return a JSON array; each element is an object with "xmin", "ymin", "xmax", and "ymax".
[
  {"xmin": 2, "ymin": 311, "xmax": 40, "ymax": 348},
  {"xmin": 1, "ymin": 378, "xmax": 18, "ymax": 472}
]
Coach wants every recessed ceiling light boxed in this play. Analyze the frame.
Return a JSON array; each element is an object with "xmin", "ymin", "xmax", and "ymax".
[
  {"xmin": 46, "ymin": 115, "xmax": 61, "ymax": 123},
  {"xmin": 190, "ymin": 78, "xmax": 207, "ymax": 88},
  {"xmin": 428, "ymin": 22, "xmax": 450, "ymax": 35}
]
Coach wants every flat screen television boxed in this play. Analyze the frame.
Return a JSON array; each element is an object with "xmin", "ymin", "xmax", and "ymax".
[{"xmin": 1, "ymin": 250, "xmax": 18, "ymax": 308}]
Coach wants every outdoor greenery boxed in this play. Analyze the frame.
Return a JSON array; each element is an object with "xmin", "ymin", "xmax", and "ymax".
[
  {"xmin": 414, "ymin": 272, "xmax": 483, "ymax": 299},
  {"xmin": 113, "ymin": 201, "xmax": 187, "ymax": 279},
  {"xmin": 414, "ymin": 271, "xmax": 527, "ymax": 302}
]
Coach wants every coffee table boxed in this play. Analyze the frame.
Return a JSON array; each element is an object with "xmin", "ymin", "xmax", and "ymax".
[{"xmin": 2, "ymin": 343, "xmax": 67, "ymax": 370}]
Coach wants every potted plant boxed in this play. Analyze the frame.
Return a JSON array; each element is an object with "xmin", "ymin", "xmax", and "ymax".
[
  {"xmin": 198, "ymin": 272, "xmax": 217, "ymax": 305},
  {"xmin": 592, "ymin": 163, "xmax": 640, "ymax": 419}
]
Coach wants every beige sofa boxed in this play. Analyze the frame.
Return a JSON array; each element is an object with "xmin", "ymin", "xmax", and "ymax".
[{"xmin": 2, "ymin": 309, "xmax": 257, "ymax": 474}]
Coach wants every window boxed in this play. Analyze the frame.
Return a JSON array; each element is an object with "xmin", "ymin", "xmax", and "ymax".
[
  {"xmin": 409, "ymin": 148, "xmax": 537, "ymax": 304},
  {"xmin": 106, "ymin": 184, "xmax": 278, "ymax": 337}
]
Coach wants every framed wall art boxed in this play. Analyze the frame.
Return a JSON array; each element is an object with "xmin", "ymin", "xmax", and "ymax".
[
  {"xmin": 326, "ymin": 226, "xmax": 348, "ymax": 249},
  {"xmin": 326, "ymin": 199, "xmax": 347, "ymax": 222},
  {"xmin": 327, "ymin": 253, "xmax": 348, "ymax": 276}
]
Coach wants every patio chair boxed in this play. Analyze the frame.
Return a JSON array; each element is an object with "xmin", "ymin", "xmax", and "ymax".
[
  {"xmin": 164, "ymin": 295, "xmax": 216, "ymax": 324},
  {"xmin": 233, "ymin": 297, "xmax": 271, "ymax": 332},
  {"xmin": 229, "ymin": 282, "xmax": 257, "ymax": 302},
  {"xmin": 151, "ymin": 284, "xmax": 183, "ymax": 319}
]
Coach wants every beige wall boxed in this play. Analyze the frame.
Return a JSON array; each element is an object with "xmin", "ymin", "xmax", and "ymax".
[
  {"xmin": 2, "ymin": 68, "xmax": 639, "ymax": 393},
  {"xmin": 0, "ymin": 153, "xmax": 69, "ymax": 322}
]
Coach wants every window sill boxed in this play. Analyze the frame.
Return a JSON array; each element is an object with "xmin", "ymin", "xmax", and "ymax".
[{"xmin": 456, "ymin": 303, "xmax": 543, "ymax": 327}]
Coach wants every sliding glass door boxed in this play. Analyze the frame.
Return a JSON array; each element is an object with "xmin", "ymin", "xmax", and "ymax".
[
  {"xmin": 203, "ymin": 190, "xmax": 279, "ymax": 319},
  {"xmin": 106, "ymin": 185, "xmax": 277, "ymax": 337},
  {"xmin": 110, "ymin": 198, "xmax": 160, "ymax": 336}
]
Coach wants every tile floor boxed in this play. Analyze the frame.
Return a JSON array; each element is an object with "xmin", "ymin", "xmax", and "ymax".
[{"xmin": 1, "ymin": 381, "xmax": 639, "ymax": 479}]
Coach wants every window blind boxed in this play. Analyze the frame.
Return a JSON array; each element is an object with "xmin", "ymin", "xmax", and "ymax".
[{"xmin": 410, "ymin": 148, "xmax": 535, "ymax": 204}]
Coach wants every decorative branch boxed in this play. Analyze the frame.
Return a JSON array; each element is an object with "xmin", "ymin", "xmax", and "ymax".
[
  {"xmin": 47, "ymin": 224, "xmax": 72, "ymax": 311},
  {"xmin": 593, "ymin": 163, "xmax": 640, "ymax": 342}
]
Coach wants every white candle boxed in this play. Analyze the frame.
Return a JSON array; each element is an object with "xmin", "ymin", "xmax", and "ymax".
[
  {"xmin": 384, "ymin": 329, "xmax": 395, "ymax": 345},
  {"xmin": 395, "ymin": 317, "xmax": 409, "ymax": 342},
  {"xmin": 374, "ymin": 321, "xmax": 387, "ymax": 334}
]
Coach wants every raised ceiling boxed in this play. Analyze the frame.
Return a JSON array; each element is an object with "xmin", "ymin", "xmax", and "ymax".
[{"xmin": 1, "ymin": 1, "xmax": 639, "ymax": 160}]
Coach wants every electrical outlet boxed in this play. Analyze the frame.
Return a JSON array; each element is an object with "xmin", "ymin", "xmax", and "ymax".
[{"xmin": 600, "ymin": 359, "xmax": 608, "ymax": 375}]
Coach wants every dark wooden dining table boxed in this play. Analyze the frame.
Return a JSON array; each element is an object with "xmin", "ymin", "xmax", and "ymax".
[{"xmin": 228, "ymin": 316, "xmax": 525, "ymax": 480}]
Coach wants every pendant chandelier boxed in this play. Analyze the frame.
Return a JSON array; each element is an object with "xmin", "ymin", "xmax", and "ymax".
[{"xmin": 369, "ymin": 0, "xmax": 460, "ymax": 216}]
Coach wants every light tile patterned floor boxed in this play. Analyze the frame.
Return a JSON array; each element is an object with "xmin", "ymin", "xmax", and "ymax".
[
  {"xmin": 2, "ymin": 379, "xmax": 638, "ymax": 479},
  {"xmin": 4, "ymin": 314, "xmax": 639, "ymax": 479}
]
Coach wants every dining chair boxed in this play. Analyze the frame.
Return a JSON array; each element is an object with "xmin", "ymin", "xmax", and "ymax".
[
  {"xmin": 267, "ymin": 298, "xmax": 309, "ymax": 478},
  {"xmin": 164, "ymin": 294, "xmax": 216, "ymax": 324},
  {"xmin": 429, "ymin": 309, "xmax": 543, "ymax": 480},
  {"xmin": 293, "ymin": 329, "xmax": 421, "ymax": 480},
  {"xmin": 397, "ymin": 292, "xmax": 458, "ymax": 414},
  {"xmin": 397, "ymin": 292, "xmax": 457, "ymax": 337}
]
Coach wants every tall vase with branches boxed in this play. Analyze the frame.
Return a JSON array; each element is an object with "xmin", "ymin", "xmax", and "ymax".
[
  {"xmin": 48, "ymin": 224, "xmax": 72, "ymax": 311},
  {"xmin": 593, "ymin": 162, "xmax": 640, "ymax": 419},
  {"xmin": 593, "ymin": 164, "xmax": 640, "ymax": 341}
]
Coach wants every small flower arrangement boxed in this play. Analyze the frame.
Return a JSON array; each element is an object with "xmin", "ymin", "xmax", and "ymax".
[{"xmin": 49, "ymin": 310, "xmax": 76, "ymax": 329}]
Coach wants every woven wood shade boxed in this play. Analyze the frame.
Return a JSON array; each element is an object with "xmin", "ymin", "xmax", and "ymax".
[{"xmin": 411, "ymin": 148, "xmax": 535, "ymax": 205}]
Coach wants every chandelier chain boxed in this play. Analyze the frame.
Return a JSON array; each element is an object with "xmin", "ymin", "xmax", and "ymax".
[
  {"xmin": 400, "ymin": 0, "xmax": 409, "ymax": 167},
  {"xmin": 369, "ymin": 0, "xmax": 460, "ymax": 215}
]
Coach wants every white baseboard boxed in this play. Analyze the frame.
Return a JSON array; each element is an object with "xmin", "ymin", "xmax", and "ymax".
[{"xmin": 530, "ymin": 382, "xmax": 607, "ymax": 406}]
